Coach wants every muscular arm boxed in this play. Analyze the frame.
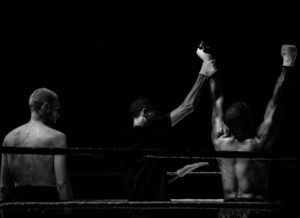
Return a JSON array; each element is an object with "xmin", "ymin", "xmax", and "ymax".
[
  {"xmin": 54, "ymin": 134, "xmax": 73, "ymax": 201},
  {"xmin": 256, "ymin": 67, "xmax": 288, "ymax": 147},
  {"xmin": 257, "ymin": 45, "xmax": 297, "ymax": 148},
  {"xmin": 209, "ymin": 75, "xmax": 228, "ymax": 146},
  {"xmin": 0, "ymin": 141, "xmax": 14, "ymax": 202}
]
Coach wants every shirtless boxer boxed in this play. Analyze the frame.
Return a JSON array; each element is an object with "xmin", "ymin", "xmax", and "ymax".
[
  {"xmin": 205, "ymin": 44, "xmax": 297, "ymax": 217},
  {"xmin": 0, "ymin": 88, "xmax": 73, "ymax": 217}
]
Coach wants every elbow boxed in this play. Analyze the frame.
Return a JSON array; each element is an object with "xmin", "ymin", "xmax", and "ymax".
[
  {"xmin": 183, "ymin": 101, "xmax": 196, "ymax": 113},
  {"xmin": 183, "ymin": 102, "xmax": 196, "ymax": 114},
  {"xmin": 171, "ymin": 102, "xmax": 196, "ymax": 127},
  {"xmin": 56, "ymin": 180, "xmax": 71, "ymax": 190}
]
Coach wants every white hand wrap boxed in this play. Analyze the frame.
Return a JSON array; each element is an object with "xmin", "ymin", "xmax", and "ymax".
[{"xmin": 199, "ymin": 60, "xmax": 217, "ymax": 77}]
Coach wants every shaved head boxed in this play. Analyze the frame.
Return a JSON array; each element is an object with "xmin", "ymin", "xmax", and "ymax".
[
  {"xmin": 224, "ymin": 101, "xmax": 254, "ymax": 138},
  {"xmin": 29, "ymin": 88, "xmax": 59, "ymax": 111}
]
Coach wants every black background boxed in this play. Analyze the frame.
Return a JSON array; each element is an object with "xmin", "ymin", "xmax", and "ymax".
[{"xmin": 1, "ymin": 4, "xmax": 299, "ymax": 201}]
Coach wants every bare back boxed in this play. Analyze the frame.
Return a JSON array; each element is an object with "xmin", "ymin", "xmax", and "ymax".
[
  {"xmin": 3, "ymin": 121, "xmax": 65, "ymax": 187},
  {"xmin": 209, "ymin": 45, "xmax": 294, "ymax": 203},
  {"xmin": 214, "ymin": 136, "xmax": 270, "ymax": 200}
]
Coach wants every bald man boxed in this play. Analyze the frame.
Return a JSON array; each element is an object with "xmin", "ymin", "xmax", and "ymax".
[{"xmin": 0, "ymin": 88, "xmax": 73, "ymax": 218}]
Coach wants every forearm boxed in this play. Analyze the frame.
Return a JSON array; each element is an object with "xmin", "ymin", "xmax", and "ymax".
[
  {"xmin": 183, "ymin": 57, "xmax": 218, "ymax": 108},
  {"xmin": 170, "ymin": 73, "xmax": 207, "ymax": 126},
  {"xmin": 170, "ymin": 47, "xmax": 217, "ymax": 126},
  {"xmin": 182, "ymin": 73, "xmax": 207, "ymax": 110},
  {"xmin": 264, "ymin": 67, "xmax": 288, "ymax": 120}
]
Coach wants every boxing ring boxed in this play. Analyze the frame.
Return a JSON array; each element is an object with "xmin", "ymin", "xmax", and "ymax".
[{"xmin": 0, "ymin": 146, "xmax": 299, "ymax": 216}]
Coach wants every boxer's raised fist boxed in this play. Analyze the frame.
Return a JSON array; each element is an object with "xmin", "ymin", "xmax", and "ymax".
[{"xmin": 196, "ymin": 41, "xmax": 213, "ymax": 62}]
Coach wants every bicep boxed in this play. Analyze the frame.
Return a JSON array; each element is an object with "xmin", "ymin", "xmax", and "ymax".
[
  {"xmin": 54, "ymin": 155, "xmax": 68, "ymax": 183},
  {"xmin": 256, "ymin": 94, "xmax": 281, "ymax": 145},
  {"xmin": 54, "ymin": 135, "xmax": 68, "ymax": 183},
  {"xmin": 211, "ymin": 117, "xmax": 228, "ymax": 144},
  {"xmin": 256, "ymin": 117, "xmax": 273, "ymax": 144}
]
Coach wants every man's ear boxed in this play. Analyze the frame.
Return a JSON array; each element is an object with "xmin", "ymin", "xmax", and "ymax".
[{"xmin": 41, "ymin": 102, "xmax": 50, "ymax": 113}]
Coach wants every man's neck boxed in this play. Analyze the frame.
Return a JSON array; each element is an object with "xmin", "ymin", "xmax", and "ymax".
[{"xmin": 30, "ymin": 113, "xmax": 47, "ymax": 126}]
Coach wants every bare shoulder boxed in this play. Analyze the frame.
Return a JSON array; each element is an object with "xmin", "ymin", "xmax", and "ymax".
[
  {"xmin": 244, "ymin": 138, "xmax": 259, "ymax": 145},
  {"xmin": 3, "ymin": 124, "xmax": 28, "ymax": 147},
  {"xmin": 213, "ymin": 135, "xmax": 235, "ymax": 151},
  {"xmin": 237, "ymin": 138, "xmax": 260, "ymax": 152},
  {"xmin": 47, "ymin": 127, "xmax": 65, "ymax": 138},
  {"xmin": 45, "ymin": 127, "xmax": 67, "ymax": 148}
]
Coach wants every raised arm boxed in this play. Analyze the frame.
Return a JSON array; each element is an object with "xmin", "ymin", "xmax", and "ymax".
[
  {"xmin": 170, "ymin": 41, "xmax": 217, "ymax": 126},
  {"xmin": 209, "ymin": 74, "xmax": 229, "ymax": 146},
  {"xmin": 256, "ymin": 45, "xmax": 297, "ymax": 146}
]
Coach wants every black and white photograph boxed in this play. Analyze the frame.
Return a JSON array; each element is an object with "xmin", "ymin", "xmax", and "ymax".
[{"xmin": 1, "ymin": 4, "xmax": 299, "ymax": 218}]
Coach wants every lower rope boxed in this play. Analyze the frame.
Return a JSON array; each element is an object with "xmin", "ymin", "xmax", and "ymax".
[{"xmin": 0, "ymin": 200, "xmax": 298, "ymax": 212}]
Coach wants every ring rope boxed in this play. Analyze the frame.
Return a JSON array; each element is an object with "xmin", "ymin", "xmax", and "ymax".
[
  {"xmin": 167, "ymin": 171, "xmax": 221, "ymax": 176},
  {"xmin": 0, "ymin": 200, "xmax": 298, "ymax": 211},
  {"xmin": 0, "ymin": 147, "xmax": 298, "ymax": 161},
  {"xmin": 69, "ymin": 172, "xmax": 221, "ymax": 178}
]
